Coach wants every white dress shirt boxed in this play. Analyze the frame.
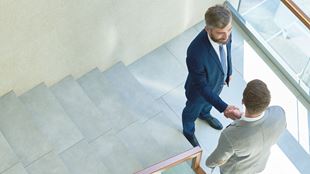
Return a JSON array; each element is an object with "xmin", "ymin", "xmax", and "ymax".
[
  {"xmin": 207, "ymin": 33, "xmax": 227, "ymax": 68},
  {"xmin": 241, "ymin": 111, "xmax": 265, "ymax": 122}
]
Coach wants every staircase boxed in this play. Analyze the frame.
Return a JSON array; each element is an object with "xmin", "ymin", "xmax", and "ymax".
[{"xmin": 0, "ymin": 61, "xmax": 193, "ymax": 174}]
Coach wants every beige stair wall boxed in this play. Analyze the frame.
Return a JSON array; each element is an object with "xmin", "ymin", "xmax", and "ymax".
[{"xmin": 0, "ymin": 0, "xmax": 223, "ymax": 96}]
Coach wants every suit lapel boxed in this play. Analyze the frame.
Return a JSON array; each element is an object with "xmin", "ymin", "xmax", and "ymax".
[{"xmin": 205, "ymin": 34, "xmax": 224, "ymax": 74}]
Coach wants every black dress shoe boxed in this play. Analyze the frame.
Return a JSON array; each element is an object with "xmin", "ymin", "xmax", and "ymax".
[
  {"xmin": 183, "ymin": 133, "xmax": 200, "ymax": 147},
  {"xmin": 200, "ymin": 115, "xmax": 223, "ymax": 130}
]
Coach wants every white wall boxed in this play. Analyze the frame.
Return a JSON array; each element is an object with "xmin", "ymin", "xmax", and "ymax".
[{"xmin": 0, "ymin": 0, "xmax": 223, "ymax": 96}]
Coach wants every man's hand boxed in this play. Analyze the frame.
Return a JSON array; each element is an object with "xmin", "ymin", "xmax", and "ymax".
[{"xmin": 224, "ymin": 105, "xmax": 242, "ymax": 120}]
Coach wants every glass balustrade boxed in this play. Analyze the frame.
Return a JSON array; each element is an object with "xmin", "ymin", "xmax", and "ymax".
[{"xmin": 226, "ymin": 0, "xmax": 310, "ymax": 173}]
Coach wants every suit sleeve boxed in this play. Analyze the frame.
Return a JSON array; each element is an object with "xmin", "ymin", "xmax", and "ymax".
[
  {"xmin": 206, "ymin": 132, "xmax": 234, "ymax": 168},
  {"xmin": 186, "ymin": 56, "xmax": 228, "ymax": 112}
]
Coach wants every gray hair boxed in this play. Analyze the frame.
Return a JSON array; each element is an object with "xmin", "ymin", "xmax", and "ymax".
[{"xmin": 205, "ymin": 5, "xmax": 232, "ymax": 29}]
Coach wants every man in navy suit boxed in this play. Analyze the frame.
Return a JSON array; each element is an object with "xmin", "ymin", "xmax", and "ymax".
[{"xmin": 182, "ymin": 4, "xmax": 241, "ymax": 147}]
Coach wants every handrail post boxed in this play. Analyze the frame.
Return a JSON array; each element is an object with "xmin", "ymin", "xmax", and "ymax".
[
  {"xmin": 191, "ymin": 149, "xmax": 202, "ymax": 170},
  {"xmin": 192, "ymin": 147, "xmax": 206, "ymax": 174}
]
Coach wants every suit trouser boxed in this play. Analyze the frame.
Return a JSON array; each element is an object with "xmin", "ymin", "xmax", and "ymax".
[{"xmin": 182, "ymin": 86, "xmax": 223, "ymax": 136}]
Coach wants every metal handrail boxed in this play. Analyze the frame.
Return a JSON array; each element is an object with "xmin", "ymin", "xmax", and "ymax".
[
  {"xmin": 134, "ymin": 146, "xmax": 206, "ymax": 174},
  {"xmin": 281, "ymin": 0, "xmax": 310, "ymax": 30}
]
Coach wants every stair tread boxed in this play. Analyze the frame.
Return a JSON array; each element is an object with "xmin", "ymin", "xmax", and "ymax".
[
  {"xmin": 2, "ymin": 163, "xmax": 28, "ymax": 174},
  {"xmin": 128, "ymin": 47, "xmax": 187, "ymax": 99},
  {"xmin": 91, "ymin": 132, "xmax": 143, "ymax": 174},
  {"xmin": 116, "ymin": 122, "xmax": 167, "ymax": 168},
  {"xmin": 0, "ymin": 92, "xmax": 52, "ymax": 165},
  {"xmin": 0, "ymin": 131, "xmax": 18, "ymax": 173},
  {"xmin": 60, "ymin": 140, "xmax": 110, "ymax": 174},
  {"xmin": 51, "ymin": 76, "xmax": 111, "ymax": 141},
  {"xmin": 77, "ymin": 68, "xmax": 139, "ymax": 133},
  {"xmin": 144, "ymin": 111, "xmax": 192, "ymax": 157},
  {"xmin": 26, "ymin": 152, "xmax": 70, "ymax": 174},
  {"xmin": 19, "ymin": 84, "xmax": 83, "ymax": 153},
  {"xmin": 102, "ymin": 62, "xmax": 162, "ymax": 121}
]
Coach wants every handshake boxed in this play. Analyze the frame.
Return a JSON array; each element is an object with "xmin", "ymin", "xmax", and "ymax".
[{"xmin": 224, "ymin": 105, "xmax": 242, "ymax": 120}]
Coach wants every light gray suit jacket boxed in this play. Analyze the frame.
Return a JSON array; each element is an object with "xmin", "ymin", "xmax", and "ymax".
[{"xmin": 206, "ymin": 106, "xmax": 286, "ymax": 174}]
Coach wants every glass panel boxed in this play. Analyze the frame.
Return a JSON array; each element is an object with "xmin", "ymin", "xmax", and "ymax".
[
  {"xmin": 234, "ymin": 0, "xmax": 310, "ymax": 96},
  {"xmin": 229, "ymin": 24, "xmax": 309, "ymax": 174},
  {"xmin": 226, "ymin": 0, "xmax": 240, "ymax": 10},
  {"xmin": 226, "ymin": 0, "xmax": 310, "ymax": 172},
  {"xmin": 293, "ymin": 0, "xmax": 310, "ymax": 17},
  {"xmin": 162, "ymin": 161, "xmax": 195, "ymax": 174},
  {"xmin": 238, "ymin": 0, "xmax": 267, "ymax": 16}
]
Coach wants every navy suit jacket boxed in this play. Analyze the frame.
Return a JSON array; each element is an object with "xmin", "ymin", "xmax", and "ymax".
[{"xmin": 184, "ymin": 30, "xmax": 232, "ymax": 113}]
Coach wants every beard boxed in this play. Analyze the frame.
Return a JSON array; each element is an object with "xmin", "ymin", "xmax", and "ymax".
[{"xmin": 210, "ymin": 33, "xmax": 229, "ymax": 44}]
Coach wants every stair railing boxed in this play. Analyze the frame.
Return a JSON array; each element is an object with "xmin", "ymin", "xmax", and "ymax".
[
  {"xmin": 134, "ymin": 146, "xmax": 206, "ymax": 174},
  {"xmin": 281, "ymin": 0, "xmax": 310, "ymax": 30}
]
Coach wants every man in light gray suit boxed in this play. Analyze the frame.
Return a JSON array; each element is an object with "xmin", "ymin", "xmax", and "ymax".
[{"xmin": 206, "ymin": 79, "xmax": 286, "ymax": 174}]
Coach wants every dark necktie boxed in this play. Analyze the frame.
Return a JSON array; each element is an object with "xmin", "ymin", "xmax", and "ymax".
[{"xmin": 219, "ymin": 45, "xmax": 227, "ymax": 80}]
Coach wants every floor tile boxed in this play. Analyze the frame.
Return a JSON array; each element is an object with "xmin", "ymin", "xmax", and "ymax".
[
  {"xmin": 60, "ymin": 140, "xmax": 110, "ymax": 174},
  {"xmin": 91, "ymin": 133, "xmax": 142, "ymax": 174},
  {"xmin": 144, "ymin": 111, "xmax": 192, "ymax": 156},
  {"xmin": 165, "ymin": 28, "xmax": 199, "ymax": 67},
  {"xmin": 117, "ymin": 122, "xmax": 166, "ymax": 168},
  {"xmin": 26, "ymin": 152, "xmax": 70, "ymax": 174},
  {"xmin": 162, "ymin": 83, "xmax": 186, "ymax": 119},
  {"xmin": 128, "ymin": 46, "xmax": 187, "ymax": 99},
  {"xmin": 231, "ymin": 45, "xmax": 245, "ymax": 76},
  {"xmin": 2, "ymin": 163, "xmax": 28, "ymax": 174}
]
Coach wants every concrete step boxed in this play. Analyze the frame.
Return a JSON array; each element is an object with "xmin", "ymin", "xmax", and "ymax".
[
  {"xmin": 116, "ymin": 122, "xmax": 167, "ymax": 168},
  {"xmin": 87, "ymin": 98, "xmax": 191, "ymax": 174},
  {"xmin": 128, "ymin": 47, "xmax": 187, "ymax": 99},
  {"xmin": 91, "ymin": 132, "xmax": 143, "ymax": 174},
  {"xmin": 77, "ymin": 68, "xmax": 139, "ymax": 133},
  {"xmin": 0, "ymin": 92, "xmax": 52, "ymax": 166},
  {"xmin": 26, "ymin": 152, "xmax": 70, "ymax": 174},
  {"xmin": 51, "ymin": 75, "xmax": 111, "ymax": 141},
  {"xmin": 0, "ymin": 131, "xmax": 18, "ymax": 173},
  {"xmin": 2, "ymin": 163, "xmax": 29, "ymax": 174},
  {"xmin": 102, "ymin": 62, "xmax": 161, "ymax": 121},
  {"xmin": 60, "ymin": 140, "xmax": 110, "ymax": 174},
  {"xmin": 143, "ymin": 111, "xmax": 192, "ymax": 157},
  {"xmin": 19, "ymin": 83, "xmax": 84, "ymax": 153}
]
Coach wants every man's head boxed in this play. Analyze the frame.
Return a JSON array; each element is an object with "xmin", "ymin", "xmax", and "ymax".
[
  {"xmin": 204, "ymin": 5, "xmax": 232, "ymax": 44},
  {"xmin": 242, "ymin": 79, "xmax": 271, "ymax": 115}
]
